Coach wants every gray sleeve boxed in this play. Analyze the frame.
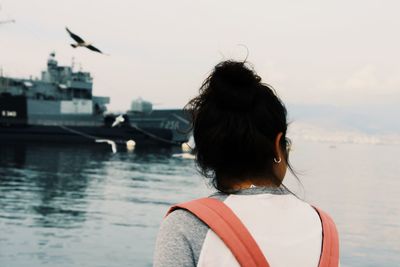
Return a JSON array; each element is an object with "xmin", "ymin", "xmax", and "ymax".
[
  {"xmin": 153, "ymin": 195, "xmax": 228, "ymax": 267},
  {"xmin": 153, "ymin": 209, "xmax": 209, "ymax": 267}
]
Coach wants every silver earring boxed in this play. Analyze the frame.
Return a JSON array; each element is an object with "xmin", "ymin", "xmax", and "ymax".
[{"xmin": 274, "ymin": 157, "xmax": 281, "ymax": 164}]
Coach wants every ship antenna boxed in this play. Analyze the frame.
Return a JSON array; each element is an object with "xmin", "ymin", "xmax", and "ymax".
[{"xmin": 71, "ymin": 57, "xmax": 75, "ymax": 71}]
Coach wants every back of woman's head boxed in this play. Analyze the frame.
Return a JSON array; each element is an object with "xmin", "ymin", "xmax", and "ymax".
[{"xmin": 185, "ymin": 60, "xmax": 289, "ymax": 191}]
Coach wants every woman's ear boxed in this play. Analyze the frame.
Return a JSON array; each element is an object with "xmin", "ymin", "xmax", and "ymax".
[
  {"xmin": 274, "ymin": 132, "xmax": 284, "ymax": 160},
  {"xmin": 273, "ymin": 132, "xmax": 288, "ymax": 180}
]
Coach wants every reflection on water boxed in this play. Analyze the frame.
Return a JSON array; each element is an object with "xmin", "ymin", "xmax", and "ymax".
[
  {"xmin": 0, "ymin": 142, "xmax": 399, "ymax": 267},
  {"xmin": 0, "ymin": 144, "xmax": 106, "ymax": 229},
  {"xmin": 0, "ymin": 144, "xmax": 207, "ymax": 267}
]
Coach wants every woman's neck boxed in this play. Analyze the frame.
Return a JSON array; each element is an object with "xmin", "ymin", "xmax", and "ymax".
[{"xmin": 226, "ymin": 178, "xmax": 281, "ymax": 191}]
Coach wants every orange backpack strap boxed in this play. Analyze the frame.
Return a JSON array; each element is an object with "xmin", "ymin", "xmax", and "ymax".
[
  {"xmin": 313, "ymin": 206, "xmax": 340, "ymax": 267},
  {"xmin": 166, "ymin": 197, "xmax": 270, "ymax": 267}
]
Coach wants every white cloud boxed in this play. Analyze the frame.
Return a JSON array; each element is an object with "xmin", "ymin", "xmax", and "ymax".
[
  {"xmin": 344, "ymin": 65, "xmax": 378, "ymax": 91},
  {"xmin": 299, "ymin": 64, "xmax": 400, "ymax": 106}
]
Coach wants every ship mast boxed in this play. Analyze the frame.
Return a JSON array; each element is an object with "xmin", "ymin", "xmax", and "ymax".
[{"xmin": 71, "ymin": 57, "xmax": 75, "ymax": 71}]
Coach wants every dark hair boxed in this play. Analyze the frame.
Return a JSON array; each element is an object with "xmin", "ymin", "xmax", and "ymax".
[{"xmin": 185, "ymin": 60, "xmax": 293, "ymax": 192}]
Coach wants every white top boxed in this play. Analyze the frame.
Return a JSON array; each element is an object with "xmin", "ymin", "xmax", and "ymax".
[{"xmin": 197, "ymin": 193, "xmax": 323, "ymax": 267}]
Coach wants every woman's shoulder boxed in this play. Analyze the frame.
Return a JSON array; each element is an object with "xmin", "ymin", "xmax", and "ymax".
[
  {"xmin": 155, "ymin": 207, "xmax": 210, "ymax": 267},
  {"xmin": 161, "ymin": 194, "xmax": 229, "ymax": 240},
  {"xmin": 163, "ymin": 208, "xmax": 207, "ymax": 231}
]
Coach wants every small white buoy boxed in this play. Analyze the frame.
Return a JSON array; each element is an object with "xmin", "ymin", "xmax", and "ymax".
[
  {"xmin": 181, "ymin": 142, "xmax": 191, "ymax": 153},
  {"xmin": 126, "ymin": 139, "xmax": 136, "ymax": 151}
]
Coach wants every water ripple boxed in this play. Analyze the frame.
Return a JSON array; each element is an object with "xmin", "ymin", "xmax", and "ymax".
[{"xmin": 1, "ymin": 143, "xmax": 399, "ymax": 266}]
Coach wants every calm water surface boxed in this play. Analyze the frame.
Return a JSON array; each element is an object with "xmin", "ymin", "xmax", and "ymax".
[{"xmin": 0, "ymin": 141, "xmax": 399, "ymax": 267}]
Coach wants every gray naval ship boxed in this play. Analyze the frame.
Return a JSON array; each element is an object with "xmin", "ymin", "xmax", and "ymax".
[{"xmin": 0, "ymin": 52, "xmax": 190, "ymax": 148}]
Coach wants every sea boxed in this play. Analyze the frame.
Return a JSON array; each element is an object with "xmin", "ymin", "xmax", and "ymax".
[{"xmin": 0, "ymin": 139, "xmax": 399, "ymax": 267}]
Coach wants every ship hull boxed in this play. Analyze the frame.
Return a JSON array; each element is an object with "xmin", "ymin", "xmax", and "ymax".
[
  {"xmin": 0, "ymin": 96, "xmax": 183, "ymax": 147},
  {"xmin": 0, "ymin": 125, "xmax": 175, "ymax": 147},
  {"xmin": 128, "ymin": 109, "xmax": 191, "ymax": 143}
]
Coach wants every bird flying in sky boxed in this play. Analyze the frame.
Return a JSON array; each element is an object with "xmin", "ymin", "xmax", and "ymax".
[{"xmin": 66, "ymin": 27, "xmax": 105, "ymax": 54}]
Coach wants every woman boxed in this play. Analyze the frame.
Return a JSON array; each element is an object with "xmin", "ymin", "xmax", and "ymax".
[{"xmin": 153, "ymin": 61, "xmax": 339, "ymax": 267}]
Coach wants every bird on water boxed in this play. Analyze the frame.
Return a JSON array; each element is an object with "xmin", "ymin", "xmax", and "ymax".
[{"xmin": 66, "ymin": 27, "xmax": 106, "ymax": 54}]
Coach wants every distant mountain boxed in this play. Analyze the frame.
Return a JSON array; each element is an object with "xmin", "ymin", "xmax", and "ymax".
[{"xmin": 287, "ymin": 103, "xmax": 400, "ymax": 134}]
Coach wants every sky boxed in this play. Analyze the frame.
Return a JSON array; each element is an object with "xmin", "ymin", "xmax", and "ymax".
[{"xmin": 0, "ymin": 0, "xmax": 399, "ymax": 132}]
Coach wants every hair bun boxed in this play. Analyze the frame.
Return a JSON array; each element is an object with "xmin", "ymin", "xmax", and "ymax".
[
  {"xmin": 214, "ymin": 61, "xmax": 260, "ymax": 86},
  {"xmin": 210, "ymin": 61, "xmax": 261, "ymax": 111}
]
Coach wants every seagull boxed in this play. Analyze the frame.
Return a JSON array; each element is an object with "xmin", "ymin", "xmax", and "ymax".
[
  {"xmin": 112, "ymin": 114, "xmax": 125, "ymax": 127},
  {"xmin": 66, "ymin": 27, "xmax": 105, "ymax": 54},
  {"xmin": 95, "ymin": 139, "xmax": 117, "ymax": 153}
]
